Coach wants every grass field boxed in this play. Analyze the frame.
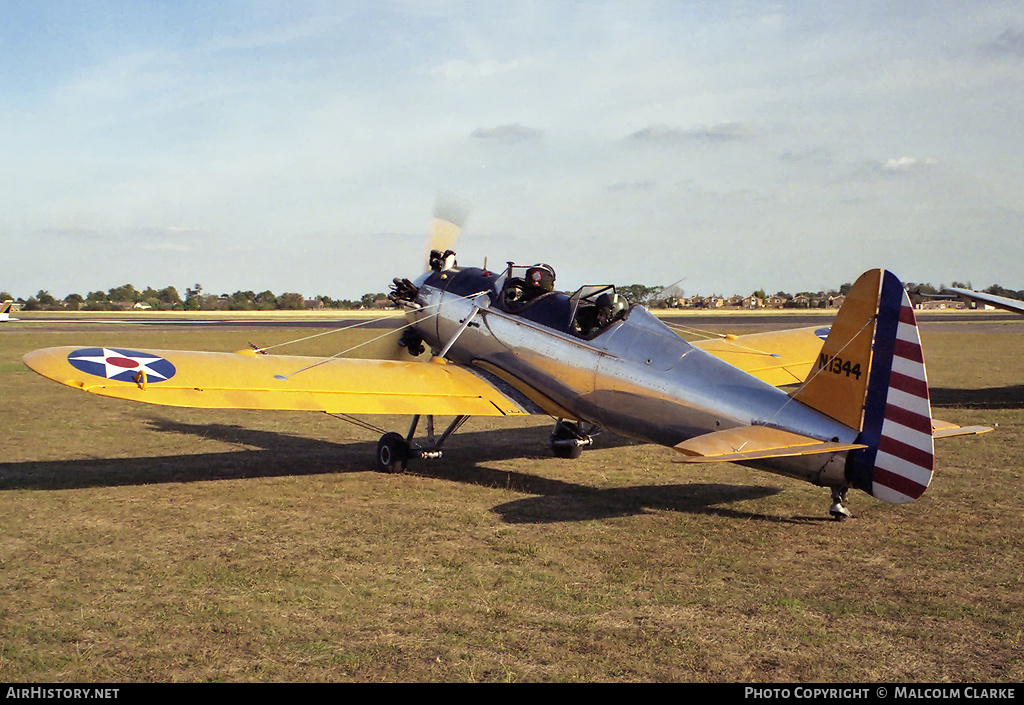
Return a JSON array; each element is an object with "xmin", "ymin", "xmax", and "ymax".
[{"xmin": 1, "ymin": 315, "xmax": 1022, "ymax": 682}]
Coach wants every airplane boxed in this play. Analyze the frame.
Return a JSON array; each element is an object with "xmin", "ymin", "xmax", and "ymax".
[
  {"xmin": 1, "ymin": 301, "xmax": 16, "ymax": 322},
  {"xmin": 945, "ymin": 287, "xmax": 1024, "ymax": 316},
  {"xmin": 22, "ymin": 214, "xmax": 991, "ymax": 521}
]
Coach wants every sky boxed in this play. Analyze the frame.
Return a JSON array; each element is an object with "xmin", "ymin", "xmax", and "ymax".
[{"xmin": 2, "ymin": 0, "xmax": 1023, "ymax": 300}]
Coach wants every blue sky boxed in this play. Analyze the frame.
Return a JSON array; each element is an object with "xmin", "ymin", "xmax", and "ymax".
[{"xmin": 2, "ymin": 1, "xmax": 1023, "ymax": 300}]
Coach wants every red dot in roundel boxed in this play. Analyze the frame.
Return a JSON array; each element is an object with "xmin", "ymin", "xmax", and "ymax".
[{"xmin": 107, "ymin": 356, "xmax": 139, "ymax": 369}]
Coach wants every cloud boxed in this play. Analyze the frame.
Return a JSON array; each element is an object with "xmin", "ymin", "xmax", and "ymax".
[
  {"xmin": 879, "ymin": 156, "xmax": 939, "ymax": 174},
  {"xmin": 470, "ymin": 123, "xmax": 544, "ymax": 142},
  {"xmin": 628, "ymin": 122, "xmax": 753, "ymax": 144},
  {"xmin": 141, "ymin": 242, "xmax": 194, "ymax": 253},
  {"xmin": 5, "ymin": 2, "xmax": 1024, "ymax": 299},
  {"xmin": 606, "ymin": 180, "xmax": 656, "ymax": 193},
  {"xmin": 429, "ymin": 58, "xmax": 538, "ymax": 80},
  {"xmin": 987, "ymin": 28, "xmax": 1024, "ymax": 57},
  {"xmin": 37, "ymin": 227, "xmax": 101, "ymax": 239},
  {"xmin": 779, "ymin": 147, "xmax": 833, "ymax": 165}
]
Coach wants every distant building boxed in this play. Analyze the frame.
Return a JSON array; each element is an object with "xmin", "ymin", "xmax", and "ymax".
[
  {"xmin": 919, "ymin": 300, "xmax": 967, "ymax": 310},
  {"xmin": 698, "ymin": 296, "xmax": 724, "ymax": 309}
]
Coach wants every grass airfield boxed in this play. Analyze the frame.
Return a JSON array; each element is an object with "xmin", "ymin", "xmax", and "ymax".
[{"xmin": 1, "ymin": 312, "xmax": 1022, "ymax": 682}]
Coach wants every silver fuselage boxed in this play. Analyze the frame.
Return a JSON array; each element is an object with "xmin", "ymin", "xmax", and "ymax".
[{"xmin": 403, "ymin": 266, "xmax": 858, "ymax": 488}]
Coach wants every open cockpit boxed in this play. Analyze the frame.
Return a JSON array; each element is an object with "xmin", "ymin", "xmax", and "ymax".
[
  {"xmin": 457, "ymin": 260, "xmax": 631, "ymax": 340},
  {"xmin": 390, "ymin": 254, "xmax": 631, "ymax": 341}
]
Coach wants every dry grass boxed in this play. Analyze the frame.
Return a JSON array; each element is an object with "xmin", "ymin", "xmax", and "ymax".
[{"xmin": 0, "ymin": 316, "xmax": 1022, "ymax": 682}]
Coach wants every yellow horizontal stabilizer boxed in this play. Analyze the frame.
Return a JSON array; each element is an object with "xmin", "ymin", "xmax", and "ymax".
[
  {"xmin": 693, "ymin": 326, "xmax": 827, "ymax": 387},
  {"xmin": 673, "ymin": 425, "xmax": 866, "ymax": 464},
  {"xmin": 931, "ymin": 419, "xmax": 993, "ymax": 439},
  {"xmin": 22, "ymin": 346, "xmax": 536, "ymax": 417}
]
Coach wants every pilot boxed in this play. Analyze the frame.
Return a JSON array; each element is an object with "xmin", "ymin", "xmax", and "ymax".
[
  {"xmin": 524, "ymin": 264, "xmax": 556, "ymax": 299},
  {"xmin": 429, "ymin": 249, "xmax": 457, "ymax": 272},
  {"xmin": 595, "ymin": 293, "xmax": 613, "ymax": 328}
]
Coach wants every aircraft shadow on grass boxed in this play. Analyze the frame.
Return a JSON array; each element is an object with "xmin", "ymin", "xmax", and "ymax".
[
  {"xmin": 0, "ymin": 418, "xmax": 802, "ymax": 524},
  {"xmin": 930, "ymin": 385, "xmax": 1024, "ymax": 410}
]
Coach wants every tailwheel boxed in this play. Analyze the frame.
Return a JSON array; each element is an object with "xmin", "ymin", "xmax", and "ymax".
[
  {"xmin": 829, "ymin": 487, "xmax": 852, "ymax": 521},
  {"xmin": 377, "ymin": 432, "xmax": 411, "ymax": 473},
  {"xmin": 549, "ymin": 419, "xmax": 594, "ymax": 459}
]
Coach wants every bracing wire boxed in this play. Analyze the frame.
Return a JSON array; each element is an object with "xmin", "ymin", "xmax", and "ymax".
[
  {"xmin": 733, "ymin": 316, "xmax": 874, "ymax": 453},
  {"xmin": 257, "ymin": 314, "xmax": 401, "ymax": 353},
  {"xmin": 272, "ymin": 289, "xmax": 490, "ymax": 381},
  {"xmin": 661, "ymin": 319, "xmax": 784, "ymax": 358}
]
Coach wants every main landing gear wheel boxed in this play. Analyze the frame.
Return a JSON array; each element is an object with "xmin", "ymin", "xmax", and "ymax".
[
  {"xmin": 550, "ymin": 420, "xmax": 586, "ymax": 459},
  {"xmin": 377, "ymin": 432, "xmax": 410, "ymax": 473}
]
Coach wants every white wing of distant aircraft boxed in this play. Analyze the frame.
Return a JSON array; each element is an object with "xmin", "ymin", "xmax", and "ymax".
[{"xmin": 946, "ymin": 288, "xmax": 1024, "ymax": 315}]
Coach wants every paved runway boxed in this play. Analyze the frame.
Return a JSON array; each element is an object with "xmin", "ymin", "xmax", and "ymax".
[{"xmin": 6, "ymin": 310, "xmax": 1020, "ymax": 333}]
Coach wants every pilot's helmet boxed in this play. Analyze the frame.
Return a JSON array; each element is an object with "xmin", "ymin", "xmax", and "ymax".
[
  {"xmin": 595, "ymin": 293, "xmax": 613, "ymax": 310},
  {"xmin": 609, "ymin": 293, "xmax": 628, "ymax": 316},
  {"xmin": 526, "ymin": 264, "xmax": 556, "ymax": 292}
]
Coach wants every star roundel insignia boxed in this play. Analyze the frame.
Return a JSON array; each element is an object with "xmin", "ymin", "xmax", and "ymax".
[{"xmin": 67, "ymin": 348, "xmax": 176, "ymax": 383}]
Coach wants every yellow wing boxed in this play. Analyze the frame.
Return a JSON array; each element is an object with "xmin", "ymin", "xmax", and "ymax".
[
  {"xmin": 673, "ymin": 425, "xmax": 867, "ymax": 463},
  {"xmin": 692, "ymin": 326, "xmax": 828, "ymax": 386},
  {"xmin": 22, "ymin": 346, "xmax": 538, "ymax": 417}
]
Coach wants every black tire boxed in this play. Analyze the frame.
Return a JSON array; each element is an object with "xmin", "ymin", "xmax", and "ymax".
[
  {"xmin": 552, "ymin": 443, "xmax": 584, "ymax": 460},
  {"xmin": 551, "ymin": 421, "xmax": 584, "ymax": 459},
  {"xmin": 377, "ymin": 432, "xmax": 410, "ymax": 473}
]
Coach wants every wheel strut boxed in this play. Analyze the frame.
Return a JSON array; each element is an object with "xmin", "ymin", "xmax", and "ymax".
[{"xmin": 376, "ymin": 415, "xmax": 469, "ymax": 472}]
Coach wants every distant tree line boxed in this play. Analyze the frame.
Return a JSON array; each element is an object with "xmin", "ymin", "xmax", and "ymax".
[
  {"xmin": 4, "ymin": 280, "xmax": 1022, "ymax": 313},
  {"xmin": 614, "ymin": 282, "xmax": 856, "ymax": 309},
  {"xmin": 0, "ymin": 284, "xmax": 392, "ymax": 312},
  {"xmin": 624, "ymin": 280, "xmax": 1024, "ymax": 309}
]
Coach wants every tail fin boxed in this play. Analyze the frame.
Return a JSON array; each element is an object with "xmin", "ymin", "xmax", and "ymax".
[
  {"xmin": 794, "ymin": 269, "xmax": 934, "ymax": 504},
  {"xmin": 793, "ymin": 270, "xmax": 879, "ymax": 429},
  {"xmin": 0, "ymin": 301, "xmax": 12, "ymax": 320}
]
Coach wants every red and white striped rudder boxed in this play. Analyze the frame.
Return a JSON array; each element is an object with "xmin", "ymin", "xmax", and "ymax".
[{"xmin": 848, "ymin": 271, "xmax": 934, "ymax": 503}]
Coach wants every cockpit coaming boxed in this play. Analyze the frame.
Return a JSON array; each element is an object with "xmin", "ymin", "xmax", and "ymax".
[{"xmin": 392, "ymin": 260, "xmax": 635, "ymax": 356}]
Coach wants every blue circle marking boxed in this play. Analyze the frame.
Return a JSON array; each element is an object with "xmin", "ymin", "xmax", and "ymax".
[{"xmin": 67, "ymin": 348, "xmax": 177, "ymax": 383}]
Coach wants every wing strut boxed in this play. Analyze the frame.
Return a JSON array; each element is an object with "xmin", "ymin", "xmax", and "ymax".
[{"xmin": 436, "ymin": 298, "xmax": 485, "ymax": 358}]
